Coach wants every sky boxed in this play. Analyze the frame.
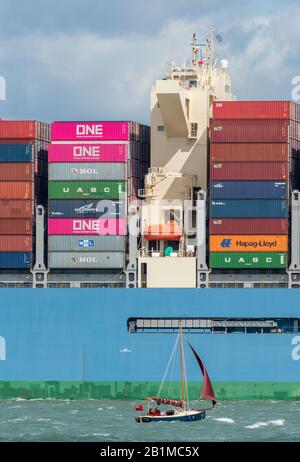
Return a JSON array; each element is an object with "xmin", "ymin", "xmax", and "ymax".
[{"xmin": 0, "ymin": 0, "xmax": 299, "ymax": 124}]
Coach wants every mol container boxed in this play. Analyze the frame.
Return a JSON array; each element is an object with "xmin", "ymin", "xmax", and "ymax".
[
  {"xmin": 212, "ymin": 101, "xmax": 295, "ymax": 120},
  {"xmin": 209, "ymin": 218, "xmax": 288, "ymax": 235},
  {"xmin": 209, "ymin": 252, "xmax": 287, "ymax": 269},
  {"xmin": 209, "ymin": 235, "xmax": 288, "ymax": 252},
  {"xmin": 48, "ymin": 200, "xmax": 126, "ymax": 219},
  {"xmin": 49, "ymin": 163, "xmax": 127, "ymax": 181},
  {"xmin": 210, "ymin": 181, "xmax": 287, "ymax": 200},
  {"xmin": 48, "ymin": 143, "xmax": 128, "ymax": 163},
  {"xmin": 48, "ymin": 218, "xmax": 127, "ymax": 235},
  {"xmin": 210, "ymin": 200, "xmax": 288, "ymax": 218},
  {"xmin": 48, "ymin": 181, "xmax": 126, "ymax": 200},
  {"xmin": 210, "ymin": 120, "xmax": 290, "ymax": 143},
  {"xmin": 210, "ymin": 143, "xmax": 290, "ymax": 163},
  {"xmin": 48, "ymin": 252, "xmax": 125, "ymax": 269},
  {"xmin": 48, "ymin": 235, "xmax": 126, "ymax": 252},
  {"xmin": 210, "ymin": 162, "xmax": 288, "ymax": 181}
]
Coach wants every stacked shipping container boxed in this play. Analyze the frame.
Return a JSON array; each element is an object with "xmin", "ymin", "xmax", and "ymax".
[
  {"xmin": 48, "ymin": 121, "xmax": 150, "ymax": 269},
  {"xmin": 209, "ymin": 101, "xmax": 300, "ymax": 270},
  {"xmin": 0, "ymin": 121, "xmax": 49, "ymax": 269}
]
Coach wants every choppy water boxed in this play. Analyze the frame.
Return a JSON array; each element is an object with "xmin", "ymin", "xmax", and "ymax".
[{"xmin": 0, "ymin": 400, "xmax": 299, "ymax": 442}]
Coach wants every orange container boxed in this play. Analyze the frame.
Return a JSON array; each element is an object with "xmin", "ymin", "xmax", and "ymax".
[
  {"xmin": 210, "ymin": 235, "xmax": 288, "ymax": 252},
  {"xmin": 0, "ymin": 182, "xmax": 33, "ymax": 199},
  {"xmin": 0, "ymin": 200, "xmax": 33, "ymax": 218},
  {"xmin": 0, "ymin": 164, "xmax": 33, "ymax": 181},
  {"xmin": 0, "ymin": 235, "xmax": 32, "ymax": 251},
  {"xmin": 0, "ymin": 218, "xmax": 32, "ymax": 234}
]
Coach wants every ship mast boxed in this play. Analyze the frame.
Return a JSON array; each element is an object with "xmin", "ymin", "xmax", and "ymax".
[{"xmin": 179, "ymin": 320, "xmax": 185, "ymax": 405}]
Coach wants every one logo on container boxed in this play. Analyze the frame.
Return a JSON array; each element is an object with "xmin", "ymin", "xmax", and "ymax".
[
  {"xmin": 73, "ymin": 146, "xmax": 100, "ymax": 158},
  {"xmin": 0, "ymin": 336, "xmax": 6, "ymax": 361},
  {"xmin": 221, "ymin": 239, "xmax": 231, "ymax": 248},
  {"xmin": 76, "ymin": 124, "xmax": 103, "ymax": 137}
]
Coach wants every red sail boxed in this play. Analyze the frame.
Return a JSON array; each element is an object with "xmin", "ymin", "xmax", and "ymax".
[{"xmin": 188, "ymin": 343, "xmax": 216, "ymax": 406}]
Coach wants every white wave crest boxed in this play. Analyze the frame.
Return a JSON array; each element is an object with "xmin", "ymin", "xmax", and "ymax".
[
  {"xmin": 245, "ymin": 419, "xmax": 285, "ymax": 429},
  {"xmin": 213, "ymin": 417, "xmax": 235, "ymax": 424}
]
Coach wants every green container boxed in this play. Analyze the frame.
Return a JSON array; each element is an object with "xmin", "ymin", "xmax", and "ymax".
[
  {"xmin": 49, "ymin": 181, "xmax": 127, "ymax": 199},
  {"xmin": 210, "ymin": 252, "xmax": 288, "ymax": 269}
]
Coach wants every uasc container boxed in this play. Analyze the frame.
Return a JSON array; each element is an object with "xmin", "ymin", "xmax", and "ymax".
[
  {"xmin": 210, "ymin": 162, "xmax": 288, "ymax": 180},
  {"xmin": 210, "ymin": 235, "xmax": 288, "ymax": 252},
  {"xmin": 48, "ymin": 143, "xmax": 128, "ymax": 163},
  {"xmin": 48, "ymin": 235, "xmax": 126, "ymax": 252},
  {"xmin": 209, "ymin": 218, "xmax": 288, "ymax": 235},
  {"xmin": 48, "ymin": 181, "xmax": 126, "ymax": 200},
  {"xmin": 210, "ymin": 200, "xmax": 288, "ymax": 218},
  {"xmin": 210, "ymin": 181, "xmax": 287, "ymax": 200},
  {"xmin": 209, "ymin": 252, "xmax": 287, "ymax": 269},
  {"xmin": 48, "ymin": 199, "xmax": 126, "ymax": 219},
  {"xmin": 48, "ymin": 251, "xmax": 125, "ymax": 269},
  {"xmin": 49, "ymin": 163, "xmax": 126, "ymax": 181}
]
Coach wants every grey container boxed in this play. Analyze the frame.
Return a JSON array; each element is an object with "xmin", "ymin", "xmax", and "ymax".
[
  {"xmin": 48, "ymin": 251, "xmax": 125, "ymax": 269},
  {"xmin": 49, "ymin": 163, "xmax": 127, "ymax": 181},
  {"xmin": 48, "ymin": 235, "xmax": 126, "ymax": 252},
  {"xmin": 48, "ymin": 199, "xmax": 126, "ymax": 218}
]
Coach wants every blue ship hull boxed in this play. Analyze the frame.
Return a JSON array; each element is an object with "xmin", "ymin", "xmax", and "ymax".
[{"xmin": 0, "ymin": 289, "xmax": 300, "ymax": 400}]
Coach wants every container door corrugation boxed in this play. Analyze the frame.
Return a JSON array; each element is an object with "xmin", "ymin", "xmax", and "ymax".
[
  {"xmin": 0, "ymin": 252, "xmax": 32, "ymax": 268},
  {"xmin": 210, "ymin": 162, "xmax": 289, "ymax": 180},
  {"xmin": 209, "ymin": 235, "xmax": 288, "ymax": 252},
  {"xmin": 210, "ymin": 181, "xmax": 287, "ymax": 199},
  {"xmin": 210, "ymin": 143, "xmax": 289, "ymax": 162},
  {"xmin": 49, "ymin": 163, "xmax": 127, "ymax": 181},
  {"xmin": 0, "ymin": 182, "xmax": 33, "ymax": 200},
  {"xmin": 0, "ymin": 218, "xmax": 32, "ymax": 235},
  {"xmin": 48, "ymin": 200, "xmax": 126, "ymax": 219},
  {"xmin": 0, "ymin": 164, "xmax": 34, "ymax": 181},
  {"xmin": 48, "ymin": 235, "xmax": 126, "ymax": 252},
  {"xmin": 48, "ymin": 252, "xmax": 125, "ymax": 269},
  {"xmin": 0, "ymin": 200, "xmax": 33, "ymax": 218},
  {"xmin": 210, "ymin": 200, "xmax": 288, "ymax": 218},
  {"xmin": 209, "ymin": 252, "xmax": 288, "ymax": 269},
  {"xmin": 210, "ymin": 120, "xmax": 289, "ymax": 143},
  {"xmin": 209, "ymin": 218, "xmax": 288, "ymax": 235},
  {"xmin": 213, "ymin": 101, "xmax": 292, "ymax": 120}
]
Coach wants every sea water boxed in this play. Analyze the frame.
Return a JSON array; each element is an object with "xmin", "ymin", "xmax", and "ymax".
[{"xmin": 0, "ymin": 400, "xmax": 298, "ymax": 442}]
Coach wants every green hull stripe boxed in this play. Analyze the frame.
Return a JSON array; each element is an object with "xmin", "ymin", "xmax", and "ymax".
[{"xmin": 1, "ymin": 381, "xmax": 300, "ymax": 400}]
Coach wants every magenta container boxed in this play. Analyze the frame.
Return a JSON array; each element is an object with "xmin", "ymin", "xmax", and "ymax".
[
  {"xmin": 48, "ymin": 218, "xmax": 127, "ymax": 235},
  {"xmin": 51, "ymin": 122, "xmax": 129, "ymax": 141},
  {"xmin": 48, "ymin": 143, "xmax": 128, "ymax": 163}
]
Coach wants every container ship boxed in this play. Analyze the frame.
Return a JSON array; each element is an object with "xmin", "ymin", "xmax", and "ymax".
[{"xmin": 0, "ymin": 28, "xmax": 300, "ymax": 400}]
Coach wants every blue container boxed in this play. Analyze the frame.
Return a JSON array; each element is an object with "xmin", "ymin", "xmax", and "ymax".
[
  {"xmin": 210, "ymin": 200, "xmax": 288, "ymax": 218},
  {"xmin": 0, "ymin": 145, "xmax": 34, "ymax": 163},
  {"xmin": 210, "ymin": 181, "xmax": 287, "ymax": 199},
  {"xmin": 0, "ymin": 252, "xmax": 32, "ymax": 268}
]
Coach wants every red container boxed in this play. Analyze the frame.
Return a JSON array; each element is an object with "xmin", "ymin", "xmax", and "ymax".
[
  {"xmin": 0, "ymin": 121, "xmax": 38, "ymax": 139},
  {"xmin": 210, "ymin": 162, "xmax": 289, "ymax": 180},
  {"xmin": 0, "ymin": 200, "xmax": 33, "ymax": 218},
  {"xmin": 210, "ymin": 143, "xmax": 289, "ymax": 162},
  {"xmin": 0, "ymin": 235, "xmax": 32, "ymax": 251},
  {"xmin": 0, "ymin": 218, "xmax": 32, "ymax": 235},
  {"xmin": 0, "ymin": 182, "xmax": 33, "ymax": 200},
  {"xmin": 210, "ymin": 120, "xmax": 289, "ymax": 143},
  {"xmin": 213, "ymin": 101, "xmax": 292, "ymax": 120},
  {"xmin": 0, "ymin": 164, "xmax": 33, "ymax": 181},
  {"xmin": 209, "ymin": 218, "xmax": 288, "ymax": 235}
]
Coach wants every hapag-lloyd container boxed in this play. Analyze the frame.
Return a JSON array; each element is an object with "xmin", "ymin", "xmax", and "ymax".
[
  {"xmin": 0, "ymin": 164, "xmax": 33, "ymax": 181},
  {"xmin": 51, "ymin": 122, "xmax": 129, "ymax": 141},
  {"xmin": 210, "ymin": 162, "xmax": 289, "ymax": 180},
  {"xmin": 0, "ymin": 252, "xmax": 32, "ymax": 268},
  {"xmin": 0, "ymin": 235, "xmax": 32, "ymax": 251},
  {"xmin": 210, "ymin": 181, "xmax": 287, "ymax": 199},
  {"xmin": 48, "ymin": 143, "xmax": 128, "ymax": 163},
  {"xmin": 210, "ymin": 143, "xmax": 289, "ymax": 163},
  {"xmin": 209, "ymin": 218, "xmax": 288, "ymax": 235},
  {"xmin": 0, "ymin": 182, "xmax": 33, "ymax": 200},
  {"xmin": 210, "ymin": 200, "xmax": 288, "ymax": 218},
  {"xmin": 49, "ymin": 163, "xmax": 127, "ymax": 181},
  {"xmin": 213, "ymin": 101, "xmax": 293, "ymax": 120},
  {"xmin": 209, "ymin": 235, "xmax": 288, "ymax": 252},
  {"xmin": 48, "ymin": 181, "xmax": 126, "ymax": 200},
  {"xmin": 48, "ymin": 252, "xmax": 125, "ymax": 269},
  {"xmin": 0, "ymin": 200, "xmax": 33, "ymax": 218},
  {"xmin": 48, "ymin": 235, "xmax": 126, "ymax": 252},
  {"xmin": 0, "ymin": 145, "xmax": 35, "ymax": 163},
  {"xmin": 48, "ymin": 218, "xmax": 127, "ymax": 235},
  {"xmin": 209, "ymin": 252, "xmax": 287, "ymax": 269},
  {"xmin": 0, "ymin": 218, "xmax": 32, "ymax": 235},
  {"xmin": 48, "ymin": 200, "xmax": 126, "ymax": 219},
  {"xmin": 210, "ymin": 120, "xmax": 290, "ymax": 143}
]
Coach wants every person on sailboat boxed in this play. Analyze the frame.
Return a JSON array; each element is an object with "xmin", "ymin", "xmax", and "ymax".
[{"xmin": 154, "ymin": 408, "xmax": 161, "ymax": 416}]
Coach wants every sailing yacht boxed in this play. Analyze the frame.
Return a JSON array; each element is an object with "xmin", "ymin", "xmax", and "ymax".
[{"xmin": 135, "ymin": 321, "xmax": 216, "ymax": 423}]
